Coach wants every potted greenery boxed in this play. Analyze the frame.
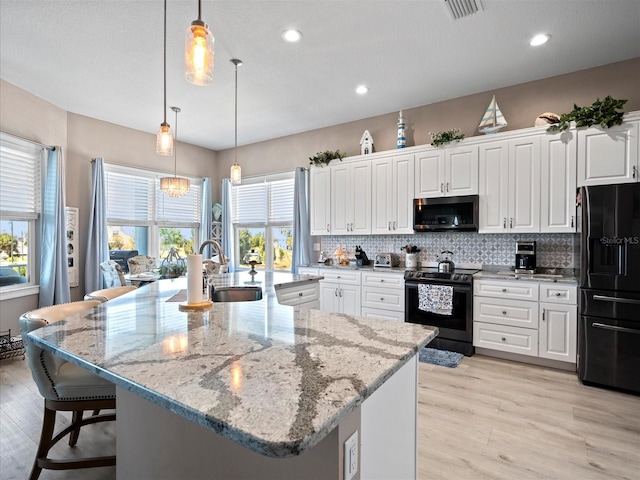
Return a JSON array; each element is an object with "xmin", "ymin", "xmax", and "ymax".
[
  {"xmin": 547, "ymin": 96, "xmax": 627, "ymax": 133},
  {"xmin": 429, "ymin": 128, "xmax": 465, "ymax": 147},
  {"xmin": 308, "ymin": 149, "xmax": 346, "ymax": 167}
]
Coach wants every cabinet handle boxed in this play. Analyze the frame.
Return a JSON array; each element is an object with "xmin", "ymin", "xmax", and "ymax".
[
  {"xmin": 503, "ymin": 218, "xmax": 506, "ymax": 228},
  {"xmin": 334, "ymin": 288, "xmax": 338, "ymax": 297},
  {"xmin": 299, "ymin": 292, "xmax": 303, "ymax": 297},
  {"xmin": 634, "ymin": 165, "xmax": 637, "ymax": 179},
  {"xmin": 446, "ymin": 182, "xmax": 450, "ymax": 192},
  {"xmin": 393, "ymin": 221, "xmax": 397, "ymax": 230},
  {"xmin": 542, "ymin": 309, "xmax": 546, "ymax": 321},
  {"xmin": 571, "ymin": 215, "xmax": 574, "ymax": 228},
  {"xmin": 339, "ymin": 289, "xmax": 343, "ymax": 297},
  {"xmin": 388, "ymin": 221, "xmax": 391, "ymax": 231},
  {"xmin": 440, "ymin": 183, "xmax": 444, "ymax": 193},
  {"xmin": 502, "ymin": 310, "xmax": 507, "ymax": 315},
  {"xmin": 510, "ymin": 218, "xmax": 513, "ymax": 229},
  {"xmin": 326, "ymin": 224, "xmax": 330, "ymax": 232}
]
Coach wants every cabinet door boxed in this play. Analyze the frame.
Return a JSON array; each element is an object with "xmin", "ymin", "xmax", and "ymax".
[
  {"xmin": 392, "ymin": 154, "xmax": 415, "ymax": 233},
  {"xmin": 446, "ymin": 145, "xmax": 479, "ymax": 196},
  {"xmin": 540, "ymin": 132, "xmax": 577, "ymax": 233},
  {"xmin": 349, "ymin": 162, "xmax": 372, "ymax": 235},
  {"xmin": 508, "ymin": 136, "xmax": 540, "ymax": 233},
  {"xmin": 330, "ymin": 164, "xmax": 350, "ymax": 234},
  {"xmin": 479, "ymin": 141, "xmax": 509, "ymax": 233},
  {"xmin": 577, "ymin": 120, "xmax": 639, "ymax": 186},
  {"xmin": 340, "ymin": 284, "xmax": 361, "ymax": 316},
  {"xmin": 414, "ymin": 150, "xmax": 445, "ymax": 198},
  {"xmin": 371, "ymin": 158, "xmax": 394, "ymax": 235},
  {"xmin": 310, "ymin": 167, "xmax": 331, "ymax": 235},
  {"xmin": 539, "ymin": 303, "xmax": 577, "ymax": 363},
  {"xmin": 320, "ymin": 282, "xmax": 339, "ymax": 313}
]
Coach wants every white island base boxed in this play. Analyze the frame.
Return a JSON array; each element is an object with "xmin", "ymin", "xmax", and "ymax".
[{"xmin": 117, "ymin": 355, "xmax": 418, "ymax": 480}]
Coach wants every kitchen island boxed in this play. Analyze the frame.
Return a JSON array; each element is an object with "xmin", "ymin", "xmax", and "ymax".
[{"xmin": 26, "ymin": 272, "xmax": 437, "ymax": 479}]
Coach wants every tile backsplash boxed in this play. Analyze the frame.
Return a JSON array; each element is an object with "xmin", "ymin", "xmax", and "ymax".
[{"xmin": 320, "ymin": 232, "xmax": 576, "ymax": 269}]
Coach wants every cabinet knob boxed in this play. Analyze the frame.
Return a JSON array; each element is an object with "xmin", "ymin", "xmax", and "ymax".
[
  {"xmin": 502, "ymin": 288, "xmax": 507, "ymax": 293},
  {"xmin": 380, "ymin": 297, "xmax": 384, "ymax": 301},
  {"xmin": 298, "ymin": 292, "xmax": 303, "ymax": 297},
  {"xmin": 502, "ymin": 310, "xmax": 507, "ymax": 315},
  {"xmin": 556, "ymin": 292, "xmax": 563, "ymax": 297},
  {"xmin": 337, "ymin": 275, "xmax": 341, "ymax": 279},
  {"xmin": 501, "ymin": 337, "xmax": 506, "ymax": 342}
]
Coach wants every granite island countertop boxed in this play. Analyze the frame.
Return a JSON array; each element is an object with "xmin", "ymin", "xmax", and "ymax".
[{"xmin": 27, "ymin": 272, "xmax": 437, "ymax": 458}]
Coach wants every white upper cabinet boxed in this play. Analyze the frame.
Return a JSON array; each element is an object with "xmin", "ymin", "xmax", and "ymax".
[
  {"xmin": 372, "ymin": 154, "xmax": 414, "ymax": 234},
  {"xmin": 415, "ymin": 144, "xmax": 478, "ymax": 198},
  {"xmin": 310, "ymin": 167, "xmax": 331, "ymax": 235},
  {"xmin": 577, "ymin": 116, "xmax": 639, "ymax": 186},
  {"xmin": 331, "ymin": 161, "xmax": 371, "ymax": 235},
  {"xmin": 540, "ymin": 131, "xmax": 577, "ymax": 233},
  {"xmin": 479, "ymin": 136, "xmax": 540, "ymax": 233}
]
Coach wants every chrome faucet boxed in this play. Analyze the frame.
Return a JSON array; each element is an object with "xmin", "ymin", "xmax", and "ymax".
[{"xmin": 198, "ymin": 239, "xmax": 227, "ymax": 265}]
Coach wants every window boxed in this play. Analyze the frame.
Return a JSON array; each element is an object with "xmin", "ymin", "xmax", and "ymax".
[
  {"xmin": 0, "ymin": 132, "xmax": 42, "ymax": 294},
  {"xmin": 231, "ymin": 173, "xmax": 294, "ymax": 271},
  {"xmin": 104, "ymin": 164, "xmax": 201, "ymax": 265}
]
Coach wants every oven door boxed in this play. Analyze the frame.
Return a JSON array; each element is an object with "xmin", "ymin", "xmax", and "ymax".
[{"xmin": 404, "ymin": 281, "xmax": 472, "ymax": 342}]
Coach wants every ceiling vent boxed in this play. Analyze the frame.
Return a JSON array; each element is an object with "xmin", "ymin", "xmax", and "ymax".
[{"xmin": 444, "ymin": 0, "xmax": 483, "ymax": 20}]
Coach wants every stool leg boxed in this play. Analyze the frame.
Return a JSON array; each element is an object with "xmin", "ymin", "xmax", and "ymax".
[
  {"xmin": 69, "ymin": 410, "xmax": 83, "ymax": 446},
  {"xmin": 30, "ymin": 403, "xmax": 56, "ymax": 480}
]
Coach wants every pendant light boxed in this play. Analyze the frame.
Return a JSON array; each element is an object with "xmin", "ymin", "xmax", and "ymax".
[
  {"xmin": 157, "ymin": 0, "xmax": 173, "ymax": 155},
  {"xmin": 185, "ymin": 0, "xmax": 214, "ymax": 86},
  {"xmin": 230, "ymin": 59, "xmax": 243, "ymax": 185},
  {"xmin": 160, "ymin": 106, "xmax": 190, "ymax": 198}
]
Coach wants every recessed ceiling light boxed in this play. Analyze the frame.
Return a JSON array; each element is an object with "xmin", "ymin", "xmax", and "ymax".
[
  {"xmin": 356, "ymin": 85, "xmax": 368, "ymax": 95},
  {"xmin": 530, "ymin": 33, "xmax": 551, "ymax": 46},
  {"xmin": 282, "ymin": 29, "xmax": 302, "ymax": 42}
]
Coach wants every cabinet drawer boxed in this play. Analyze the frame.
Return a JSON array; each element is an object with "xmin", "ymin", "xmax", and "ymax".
[
  {"xmin": 474, "ymin": 297, "xmax": 539, "ymax": 329},
  {"xmin": 276, "ymin": 283, "xmax": 320, "ymax": 306},
  {"xmin": 473, "ymin": 321, "xmax": 538, "ymax": 356},
  {"xmin": 360, "ymin": 307, "xmax": 404, "ymax": 322},
  {"xmin": 474, "ymin": 280, "xmax": 539, "ymax": 301},
  {"xmin": 298, "ymin": 267, "xmax": 320, "ymax": 276},
  {"xmin": 361, "ymin": 271, "xmax": 404, "ymax": 288},
  {"xmin": 321, "ymin": 269, "xmax": 361, "ymax": 285},
  {"xmin": 361, "ymin": 286, "xmax": 404, "ymax": 311},
  {"xmin": 539, "ymin": 283, "xmax": 577, "ymax": 305}
]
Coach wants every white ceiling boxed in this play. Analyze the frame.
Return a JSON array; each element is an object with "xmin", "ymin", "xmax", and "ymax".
[{"xmin": 1, "ymin": 1, "xmax": 639, "ymax": 151}]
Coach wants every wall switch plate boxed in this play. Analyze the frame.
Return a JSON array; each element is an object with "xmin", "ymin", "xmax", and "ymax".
[
  {"xmin": 344, "ymin": 430, "xmax": 358, "ymax": 480},
  {"xmin": 313, "ymin": 243, "xmax": 321, "ymax": 251}
]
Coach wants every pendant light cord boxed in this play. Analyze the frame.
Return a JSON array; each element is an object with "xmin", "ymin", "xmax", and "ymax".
[
  {"xmin": 198, "ymin": 0, "xmax": 202, "ymax": 21},
  {"xmin": 234, "ymin": 61, "xmax": 238, "ymax": 165},
  {"xmin": 163, "ymin": 0, "xmax": 168, "ymax": 125}
]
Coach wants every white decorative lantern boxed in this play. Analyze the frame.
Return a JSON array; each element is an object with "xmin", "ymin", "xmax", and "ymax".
[{"xmin": 360, "ymin": 130, "xmax": 374, "ymax": 155}]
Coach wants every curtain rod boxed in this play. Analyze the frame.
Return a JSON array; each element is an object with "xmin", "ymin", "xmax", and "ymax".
[{"xmin": 0, "ymin": 130, "xmax": 53, "ymax": 150}]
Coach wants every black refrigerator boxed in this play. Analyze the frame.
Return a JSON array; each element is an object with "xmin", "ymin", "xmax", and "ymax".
[{"xmin": 578, "ymin": 183, "xmax": 640, "ymax": 394}]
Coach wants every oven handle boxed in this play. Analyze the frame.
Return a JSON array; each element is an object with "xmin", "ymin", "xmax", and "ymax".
[
  {"xmin": 405, "ymin": 282, "xmax": 471, "ymax": 292},
  {"xmin": 592, "ymin": 295, "xmax": 640, "ymax": 305},
  {"xmin": 592, "ymin": 323, "xmax": 640, "ymax": 335}
]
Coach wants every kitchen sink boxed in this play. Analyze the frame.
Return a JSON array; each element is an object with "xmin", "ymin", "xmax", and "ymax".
[{"xmin": 211, "ymin": 286, "xmax": 262, "ymax": 302}]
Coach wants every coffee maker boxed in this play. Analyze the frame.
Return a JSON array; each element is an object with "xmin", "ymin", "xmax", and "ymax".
[{"xmin": 515, "ymin": 241, "xmax": 536, "ymax": 273}]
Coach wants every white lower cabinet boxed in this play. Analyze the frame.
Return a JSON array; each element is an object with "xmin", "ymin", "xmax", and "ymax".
[
  {"xmin": 320, "ymin": 270, "xmax": 361, "ymax": 315},
  {"xmin": 473, "ymin": 279, "xmax": 577, "ymax": 364},
  {"xmin": 360, "ymin": 271, "xmax": 405, "ymax": 322}
]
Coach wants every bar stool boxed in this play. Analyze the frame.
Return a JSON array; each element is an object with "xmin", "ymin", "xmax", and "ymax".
[
  {"xmin": 84, "ymin": 285, "xmax": 137, "ymax": 303},
  {"xmin": 19, "ymin": 300, "xmax": 116, "ymax": 480}
]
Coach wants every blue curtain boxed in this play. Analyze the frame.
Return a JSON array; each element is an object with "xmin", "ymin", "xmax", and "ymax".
[
  {"xmin": 84, "ymin": 158, "xmax": 109, "ymax": 292},
  {"xmin": 221, "ymin": 178, "xmax": 235, "ymax": 272},
  {"xmin": 39, "ymin": 147, "xmax": 70, "ymax": 307},
  {"xmin": 199, "ymin": 177, "xmax": 212, "ymax": 258},
  {"xmin": 292, "ymin": 167, "xmax": 312, "ymax": 273}
]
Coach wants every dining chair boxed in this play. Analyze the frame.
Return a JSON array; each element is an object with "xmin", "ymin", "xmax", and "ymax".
[
  {"xmin": 99, "ymin": 260, "xmax": 126, "ymax": 287},
  {"xmin": 127, "ymin": 255, "xmax": 157, "ymax": 275},
  {"xmin": 84, "ymin": 285, "xmax": 137, "ymax": 303},
  {"xmin": 19, "ymin": 300, "xmax": 116, "ymax": 480}
]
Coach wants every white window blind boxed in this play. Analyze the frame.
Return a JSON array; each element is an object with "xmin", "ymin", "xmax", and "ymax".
[
  {"xmin": 105, "ymin": 163, "xmax": 201, "ymax": 226},
  {"xmin": 0, "ymin": 133, "xmax": 42, "ymax": 218},
  {"xmin": 231, "ymin": 178, "xmax": 294, "ymax": 224}
]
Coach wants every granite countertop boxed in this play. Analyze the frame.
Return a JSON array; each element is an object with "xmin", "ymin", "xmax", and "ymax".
[
  {"xmin": 303, "ymin": 263, "xmax": 407, "ymax": 273},
  {"xmin": 474, "ymin": 267, "xmax": 578, "ymax": 285},
  {"xmin": 27, "ymin": 272, "xmax": 436, "ymax": 458}
]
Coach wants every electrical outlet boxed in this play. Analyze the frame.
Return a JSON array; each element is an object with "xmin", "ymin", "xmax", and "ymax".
[
  {"xmin": 313, "ymin": 243, "xmax": 321, "ymax": 252},
  {"xmin": 344, "ymin": 430, "xmax": 358, "ymax": 480}
]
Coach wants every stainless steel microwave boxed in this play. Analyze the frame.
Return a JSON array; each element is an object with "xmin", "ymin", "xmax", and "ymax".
[{"xmin": 413, "ymin": 195, "xmax": 479, "ymax": 232}]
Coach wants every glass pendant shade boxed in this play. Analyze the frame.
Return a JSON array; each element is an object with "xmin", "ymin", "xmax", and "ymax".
[
  {"xmin": 230, "ymin": 162, "xmax": 241, "ymax": 185},
  {"xmin": 160, "ymin": 176, "xmax": 190, "ymax": 198},
  {"xmin": 157, "ymin": 123, "xmax": 173, "ymax": 156},
  {"xmin": 185, "ymin": 21, "xmax": 214, "ymax": 86}
]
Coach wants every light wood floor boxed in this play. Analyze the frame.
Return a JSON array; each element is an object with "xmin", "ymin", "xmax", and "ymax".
[{"xmin": 1, "ymin": 354, "xmax": 638, "ymax": 480}]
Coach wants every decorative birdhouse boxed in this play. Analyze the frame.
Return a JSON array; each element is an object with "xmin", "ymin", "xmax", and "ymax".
[{"xmin": 360, "ymin": 130, "xmax": 374, "ymax": 155}]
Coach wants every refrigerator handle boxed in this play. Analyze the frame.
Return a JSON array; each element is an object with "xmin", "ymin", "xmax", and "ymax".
[
  {"xmin": 592, "ymin": 323, "xmax": 640, "ymax": 335},
  {"xmin": 593, "ymin": 295, "xmax": 640, "ymax": 305}
]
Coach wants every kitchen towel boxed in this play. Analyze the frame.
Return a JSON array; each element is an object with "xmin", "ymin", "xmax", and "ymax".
[
  {"xmin": 418, "ymin": 284, "xmax": 453, "ymax": 316},
  {"xmin": 187, "ymin": 254, "xmax": 203, "ymax": 304}
]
